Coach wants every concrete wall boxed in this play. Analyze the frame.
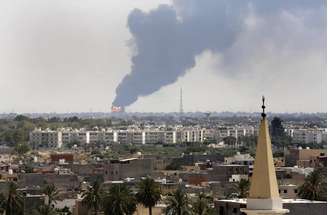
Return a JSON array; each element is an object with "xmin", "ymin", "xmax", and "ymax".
[
  {"xmin": 104, "ymin": 159, "xmax": 153, "ymax": 180},
  {"xmin": 285, "ymin": 202, "xmax": 327, "ymax": 215},
  {"xmin": 214, "ymin": 200, "xmax": 327, "ymax": 215}
]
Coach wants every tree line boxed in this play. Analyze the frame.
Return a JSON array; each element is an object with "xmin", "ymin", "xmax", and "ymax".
[
  {"xmin": 81, "ymin": 177, "xmax": 214, "ymax": 215},
  {"xmin": 0, "ymin": 168, "xmax": 325, "ymax": 215}
]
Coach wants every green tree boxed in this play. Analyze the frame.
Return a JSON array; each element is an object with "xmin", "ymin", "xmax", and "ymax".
[
  {"xmin": 223, "ymin": 136, "xmax": 237, "ymax": 148},
  {"xmin": 136, "ymin": 177, "xmax": 161, "ymax": 215},
  {"xmin": 42, "ymin": 183, "xmax": 59, "ymax": 206},
  {"xmin": 298, "ymin": 168, "xmax": 327, "ymax": 201},
  {"xmin": 14, "ymin": 115, "xmax": 30, "ymax": 122},
  {"xmin": 164, "ymin": 187, "xmax": 190, "ymax": 215},
  {"xmin": 191, "ymin": 193, "xmax": 214, "ymax": 215},
  {"xmin": 270, "ymin": 117, "xmax": 285, "ymax": 137},
  {"xmin": 238, "ymin": 135, "xmax": 257, "ymax": 149},
  {"xmin": 270, "ymin": 117, "xmax": 292, "ymax": 149},
  {"xmin": 65, "ymin": 139, "xmax": 80, "ymax": 149},
  {"xmin": 14, "ymin": 142, "xmax": 30, "ymax": 158},
  {"xmin": 5, "ymin": 182, "xmax": 23, "ymax": 215},
  {"xmin": 102, "ymin": 184, "xmax": 137, "ymax": 215},
  {"xmin": 165, "ymin": 162, "xmax": 182, "ymax": 171},
  {"xmin": 82, "ymin": 181, "xmax": 103, "ymax": 215}
]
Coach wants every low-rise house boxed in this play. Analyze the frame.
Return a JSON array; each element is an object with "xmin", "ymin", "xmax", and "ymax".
[
  {"xmin": 208, "ymin": 164, "xmax": 249, "ymax": 182},
  {"xmin": 18, "ymin": 172, "xmax": 80, "ymax": 192},
  {"xmin": 285, "ymin": 148, "xmax": 326, "ymax": 167},
  {"xmin": 279, "ymin": 184, "xmax": 298, "ymax": 199},
  {"xmin": 104, "ymin": 158, "xmax": 153, "ymax": 181},
  {"xmin": 50, "ymin": 153, "xmax": 74, "ymax": 164}
]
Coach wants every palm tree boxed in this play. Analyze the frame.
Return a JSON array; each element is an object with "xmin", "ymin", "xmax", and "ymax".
[
  {"xmin": 164, "ymin": 187, "xmax": 190, "ymax": 215},
  {"xmin": 236, "ymin": 179, "xmax": 250, "ymax": 198},
  {"xmin": 298, "ymin": 167, "xmax": 327, "ymax": 201},
  {"xmin": 226, "ymin": 179, "xmax": 250, "ymax": 199},
  {"xmin": 102, "ymin": 184, "xmax": 137, "ymax": 215},
  {"xmin": 191, "ymin": 193, "xmax": 214, "ymax": 215},
  {"xmin": 82, "ymin": 180, "xmax": 103, "ymax": 215},
  {"xmin": 56, "ymin": 206, "xmax": 72, "ymax": 215},
  {"xmin": 5, "ymin": 182, "xmax": 23, "ymax": 215},
  {"xmin": 0, "ymin": 193, "xmax": 6, "ymax": 215},
  {"xmin": 33, "ymin": 204, "xmax": 57, "ymax": 215},
  {"xmin": 136, "ymin": 177, "xmax": 161, "ymax": 215},
  {"xmin": 42, "ymin": 183, "xmax": 59, "ymax": 206}
]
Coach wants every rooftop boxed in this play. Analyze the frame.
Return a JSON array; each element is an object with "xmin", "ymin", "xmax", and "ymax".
[{"xmin": 216, "ymin": 198, "xmax": 326, "ymax": 204}]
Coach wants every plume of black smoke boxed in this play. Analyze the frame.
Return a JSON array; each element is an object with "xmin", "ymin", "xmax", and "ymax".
[{"xmin": 112, "ymin": 0, "xmax": 325, "ymax": 107}]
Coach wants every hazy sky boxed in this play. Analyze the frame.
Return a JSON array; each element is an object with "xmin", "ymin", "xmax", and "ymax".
[{"xmin": 0, "ymin": 0, "xmax": 326, "ymax": 113}]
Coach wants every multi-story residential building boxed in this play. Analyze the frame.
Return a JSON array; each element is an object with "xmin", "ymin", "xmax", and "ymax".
[
  {"xmin": 164, "ymin": 131, "xmax": 177, "ymax": 144},
  {"xmin": 29, "ymin": 125, "xmax": 258, "ymax": 148},
  {"xmin": 130, "ymin": 130, "xmax": 143, "ymax": 145},
  {"xmin": 180, "ymin": 128, "xmax": 206, "ymax": 143},
  {"xmin": 61, "ymin": 129, "xmax": 88, "ymax": 146},
  {"xmin": 114, "ymin": 130, "xmax": 131, "ymax": 144},
  {"xmin": 217, "ymin": 126, "xmax": 257, "ymax": 139},
  {"xmin": 30, "ymin": 127, "xmax": 208, "ymax": 148},
  {"xmin": 144, "ymin": 130, "xmax": 165, "ymax": 144},
  {"xmin": 29, "ymin": 128, "xmax": 62, "ymax": 148},
  {"xmin": 286, "ymin": 128, "xmax": 327, "ymax": 144},
  {"xmin": 89, "ymin": 129, "xmax": 115, "ymax": 145}
]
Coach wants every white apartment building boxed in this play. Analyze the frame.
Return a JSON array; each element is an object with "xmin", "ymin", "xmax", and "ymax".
[
  {"xmin": 29, "ymin": 128, "xmax": 62, "ymax": 148},
  {"xmin": 180, "ymin": 128, "xmax": 206, "ymax": 143},
  {"xmin": 29, "ymin": 126, "xmax": 259, "ymax": 149},
  {"xmin": 89, "ymin": 129, "xmax": 115, "ymax": 144},
  {"xmin": 217, "ymin": 126, "xmax": 257, "ymax": 139},
  {"xmin": 29, "ymin": 127, "xmax": 207, "ymax": 148},
  {"xmin": 61, "ymin": 129, "xmax": 88, "ymax": 146},
  {"xmin": 286, "ymin": 128, "xmax": 327, "ymax": 144}
]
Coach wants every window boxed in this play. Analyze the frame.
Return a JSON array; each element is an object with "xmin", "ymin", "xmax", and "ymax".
[
  {"xmin": 283, "ymin": 190, "xmax": 287, "ymax": 193},
  {"xmin": 219, "ymin": 206, "xmax": 224, "ymax": 215},
  {"xmin": 294, "ymin": 189, "xmax": 298, "ymax": 193}
]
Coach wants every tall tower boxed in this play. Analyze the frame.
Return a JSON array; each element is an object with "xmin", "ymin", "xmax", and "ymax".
[
  {"xmin": 179, "ymin": 87, "xmax": 183, "ymax": 115},
  {"xmin": 241, "ymin": 97, "xmax": 289, "ymax": 215}
]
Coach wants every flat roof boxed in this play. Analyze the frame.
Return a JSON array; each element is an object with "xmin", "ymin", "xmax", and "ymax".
[
  {"xmin": 216, "ymin": 198, "xmax": 326, "ymax": 204},
  {"xmin": 120, "ymin": 158, "xmax": 138, "ymax": 162}
]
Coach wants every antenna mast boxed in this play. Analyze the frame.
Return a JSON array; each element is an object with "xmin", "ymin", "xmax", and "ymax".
[{"xmin": 179, "ymin": 87, "xmax": 183, "ymax": 115}]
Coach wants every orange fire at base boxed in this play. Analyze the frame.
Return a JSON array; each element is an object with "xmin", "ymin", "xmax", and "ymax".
[{"xmin": 111, "ymin": 106, "xmax": 125, "ymax": 113}]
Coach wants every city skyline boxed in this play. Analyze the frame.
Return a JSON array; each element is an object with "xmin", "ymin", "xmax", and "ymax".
[{"xmin": 0, "ymin": 0, "xmax": 326, "ymax": 113}]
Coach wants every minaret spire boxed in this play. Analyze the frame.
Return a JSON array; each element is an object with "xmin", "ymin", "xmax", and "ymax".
[
  {"xmin": 241, "ymin": 97, "xmax": 289, "ymax": 215},
  {"xmin": 261, "ymin": 96, "xmax": 266, "ymax": 119}
]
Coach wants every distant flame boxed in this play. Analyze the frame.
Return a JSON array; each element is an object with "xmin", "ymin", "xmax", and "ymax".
[{"xmin": 111, "ymin": 106, "xmax": 124, "ymax": 113}]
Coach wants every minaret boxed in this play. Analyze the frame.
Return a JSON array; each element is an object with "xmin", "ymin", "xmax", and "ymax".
[{"xmin": 241, "ymin": 97, "xmax": 289, "ymax": 215}]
